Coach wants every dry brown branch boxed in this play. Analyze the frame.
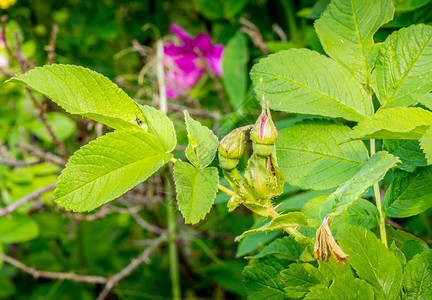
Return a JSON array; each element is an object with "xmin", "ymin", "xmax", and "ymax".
[
  {"xmin": 96, "ymin": 235, "xmax": 166, "ymax": 300},
  {"xmin": 25, "ymin": 90, "xmax": 69, "ymax": 162},
  {"xmin": 19, "ymin": 143, "xmax": 64, "ymax": 165},
  {"xmin": 0, "ymin": 254, "xmax": 108, "ymax": 284},
  {"xmin": 46, "ymin": 24, "xmax": 59, "ymax": 65},
  {"xmin": 386, "ymin": 218, "xmax": 432, "ymax": 246},
  {"xmin": 0, "ymin": 157, "xmax": 42, "ymax": 167},
  {"xmin": 240, "ymin": 17, "xmax": 269, "ymax": 56},
  {"xmin": 0, "ymin": 183, "xmax": 56, "ymax": 217},
  {"xmin": 130, "ymin": 210, "xmax": 166, "ymax": 234}
]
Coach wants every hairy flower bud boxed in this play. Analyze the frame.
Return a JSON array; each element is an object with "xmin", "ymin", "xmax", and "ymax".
[
  {"xmin": 218, "ymin": 126, "xmax": 250, "ymax": 159},
  {"xmin": 250, "ymin": 110, "xmax": 278, "ymax": 157},
  {"xmin": 218, "ymin": 153, "xmax": 239, "ymax": 171},
  {"xmin": 218, "ymin": 126, "xmax": 251, "ymax": 170}
]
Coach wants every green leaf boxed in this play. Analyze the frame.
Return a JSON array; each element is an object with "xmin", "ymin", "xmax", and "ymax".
[
  {"xmin": 317, "ymin": 259, "xmax": 352, "ymax": 285},
  {"xmin": 420, "ymin": 126, "xmax": 432, "ymax": 163},
  {"xmin": 222, "ymin": 32, "xmax": 249, "ymax": 111},
  {"xmin": 372, "ymin": 24, "xmax": 432, "ymax": 107},
  {"xmin": 281, "ymin": 263, "xmax": 324, "ymax": 298},
  {"xmin": 173, "ymin": 161, "xmax": 219, "ymax": 224},
  {"xmin": 383, "ymin": 167, "xmax": 432, "ymax": 217},
  {"xmin": 302, "ymin": 195, "xmax": 329, "ymax": 227},
  {"xmin": 304, "ymin": 273, "xmax": 375, "ymax": 300},
  {"xmin": 394, "ymin": 0, "xmax": 432, "ymax": 13},
  {"xmin": 223, "ymin": 0, "xmax": 248, "ymax": 18},
  {"xmin": 402, "ymin": 250, "xmax": 432, "ymax": 299},
  {"xmin": 193, "ymin": 0, "xmax": 224, "ymax": 20},
  {"xmin": 0, "ymin": 243, "xmax": 3, "ymax": 269},
  {"xmin": 338, "ymin": 225, "xmax": 402, "ymax": 299},
  {"xmin": 243, "ymin": 256, "xmax": 291, "ymax": 300},
  {"xmin": 349, "ymin": 107, "xmax": 432, "ymax": 140},
  {"xmin": 322, "ymin": 152, "xmax": 400, "ymax": 217},
  {"xmin": 276, "ymin": 119, "xmax": 369, "ymax": 190},
  {"xmin": 184, "ymin": 111, "xmax": 218, "ymax": 168},
  {"xmin": 7, "ymin": 64, "xmax": 143, "ymax": 129},
  {"xmin": 235, "ymin": 212, "xmax": 307, "ymax": 241},
  {"xmin": 202, "ymin": 260, "xmax": 247, "ymax": 295},
  {"xmin": 383, "ymin": 139, "xmax": 427, "ymax": 172},
  {"xmin": 250, "ymin": 48, "xmax": 373, "ymax": 122},
  {"xmin": 54, "ymin": 130, "xmax": 171, "ymax": 212},
  {"xmin": 386, "ymin": 226, "xmax": 430, "ymax": 261},
  {"xmin": 315, "ymin": 0, "xmax": 394, "ymax": 84},
  {"xmin": 0, "ymin": 215, "xmax": 39, "ymax": 243},
  {"xmin": 248, "ymin": 236, "xmax": 305, "ymax": 260},
  {"xmin": 27, "ymin": 112, "xmax": 76, "ymax": 143},
  {"xmin": 236, "ymin": 230, "xmax": 281, "ymax": 258},
  {"xmin": 331, "ymin": 198, "xmax": 379, "ymax": 230},
  {"xmin": 138, "ymin": 105, "xmax": 177, "ymax": 152},
  {"xmin": 0, "ymin": 274, "xmax": 14, "ymax": 299}
]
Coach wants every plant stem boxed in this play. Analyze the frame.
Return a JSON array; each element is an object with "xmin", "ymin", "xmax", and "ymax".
[
  {"xmin": 217, "ymin": 184, "xmax": 235, "ymax": 197},
  {"xmin": 370, "ymin": 139, "xmax": 388, "ymax": 247},
  {"xmin": 165, "ymin": 175, "xmax": 181, "ymax": 300}
]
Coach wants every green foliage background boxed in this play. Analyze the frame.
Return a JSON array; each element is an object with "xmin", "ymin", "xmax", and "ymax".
[{"xmin": 1, "ymin": 0, "xmax": 432, "ymax": 299}]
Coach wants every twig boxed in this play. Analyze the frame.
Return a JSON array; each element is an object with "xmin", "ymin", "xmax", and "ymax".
[
  {"xmin": 193, "ymin": 47, "xmax": 230, "ymax": 114},
  {"xmin": 0, "ymin": 253, "xmax": 107, "ymax": 284},
  {"xmin": 130, "ymin": 210, "xmax": 166, "ymax": 234},
  {"xmin": 0, "ymin": 157, "xmax": 42, "ymax": 167},
  {"xmin": 25, "ymin": 90, "xmax": 69, "ymax": 162},
  {"xmin": 156, "ymin": 40, "xmax": 167, "ymax": 114},
  {"xmin": 272, "ymin": 23, "xmax": 287, "ymax": 42},
  {"xmin": 19, "ymin": 143, "xmax": 64, "ymax": 165},
  {"xmin": 46, "ymin": 24, "xmax": 59, "ymax": 65},
  {"xmin": 96, "ymin": 235, "xmax": 166, "ymax": 300},
  {"xmin": 240, "ymin": 17, "xmax": 269, "ymax": 56},
  {"xmin": 0, "ymin": 183, "xmax": 56, "ymax": 217},
  {"xmin": 386, "ymin": 218, "xmax": 432, "ymax": 246},
  {"xmin": 1, "ymin": 16, "xmax": 20, "ymax": 65}
]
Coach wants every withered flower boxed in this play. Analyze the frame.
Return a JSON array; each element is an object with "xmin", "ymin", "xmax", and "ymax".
[{"xmin": 314, "ymin": 216, "xmax": 349, "ymax": 264}]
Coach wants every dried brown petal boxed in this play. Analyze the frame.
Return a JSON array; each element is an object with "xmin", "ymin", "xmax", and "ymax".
[{"xmin": 314, "ymin": 217, "xmax": 349, "ymax": 264}]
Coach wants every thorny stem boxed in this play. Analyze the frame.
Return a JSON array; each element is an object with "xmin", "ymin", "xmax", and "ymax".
[{"xmin": 370, "ymin": 139, "xmax": 388, "ymax": 247}]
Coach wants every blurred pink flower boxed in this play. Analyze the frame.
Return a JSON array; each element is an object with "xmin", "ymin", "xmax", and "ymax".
[{"xmin": 164, "ymin": 24, "xmax": 224, "ymax": 99}]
